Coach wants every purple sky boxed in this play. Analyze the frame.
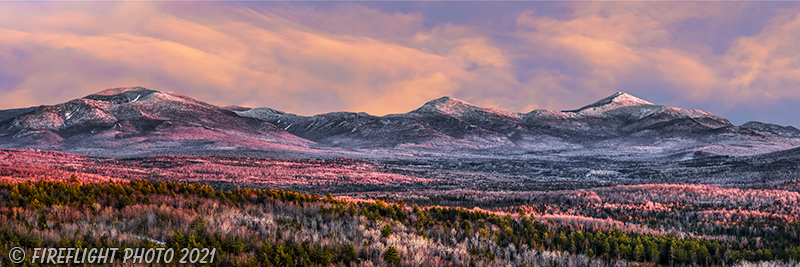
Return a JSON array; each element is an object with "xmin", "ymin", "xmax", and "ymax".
[{"xmin": 1, "ymin": 2, "xmax": 799, "ymax": 126}]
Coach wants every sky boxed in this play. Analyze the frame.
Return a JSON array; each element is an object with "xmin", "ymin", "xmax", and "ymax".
[{"xmin": 1, "ymin": 2, "xmax": 800, "ymax": 127}]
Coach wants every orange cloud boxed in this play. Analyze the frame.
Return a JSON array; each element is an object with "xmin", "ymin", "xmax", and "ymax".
[
  {"xmin": 264, "ymin": 3, "xmax": 424, "ymax": 44},
  {"xmin": 651, "ymin": 49, "xmax": 719, "ymax": 100},
  {"xmin": 726, "ymin": 13, "xmax": 800, "ymax": 101},
  {"xmin": 517, "ymin": 10, "xmax": 670, "ymax": 46},
  {"xmin": 354, "ymin": 72, "xmax": 458, "ymax": 115},
  {"xmin": 2, "ymin": 1, "xmax": 799, "ymax": 125},
  {"xmin": 0, "ymin": 2, "xmax": 508, "ymax": 116},
  {"xmin": 513, "ymin": 4, "xmax": 733, "ymax": 106}
]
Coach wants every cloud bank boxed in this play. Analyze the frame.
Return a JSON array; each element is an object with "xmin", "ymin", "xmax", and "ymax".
[{"xmin": 1, "ymin": 2, "xmax": 799, "ymax": 126}]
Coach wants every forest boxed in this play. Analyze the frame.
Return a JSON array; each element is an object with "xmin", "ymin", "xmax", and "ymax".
[{"xmin": 1, "ymin": 179, "xmax": 798, "ymax": 266}]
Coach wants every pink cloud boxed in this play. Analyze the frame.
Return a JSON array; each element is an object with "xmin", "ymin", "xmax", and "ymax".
[
  {"xmin": 510, "ymin": 4, "xmax": 753, "ymax": 109},
  {"xmin": 1, "ymin": 1, "xmax": 799, "ymax": 126},
  {"xmin": 263, "ymin": 3, "xmax": 424, "ymax": 44},
  {"xmin": 726, "ymin": 12, "xmax": 800, "ymax": 101},
  {"xmin": 0, "ymin": 2, "xmax": 504, "ymax": 116}
]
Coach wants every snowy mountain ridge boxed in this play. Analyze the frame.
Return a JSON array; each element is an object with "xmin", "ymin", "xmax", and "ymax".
[{"xmin": 1, "ymin": 87, "xmax": 798, "ymax": 159}]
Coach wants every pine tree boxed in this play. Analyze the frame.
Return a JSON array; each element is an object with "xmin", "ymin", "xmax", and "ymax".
[
  {"xmin": 383, "ymin": 246, "xmax": 401, "ymax": 265},
  {"xmin": 461, "ymin": 219, "xmax": 472, "ymax": 233},
  {"xmin": 381, "ymin": 224, "xmax": 393, "ymax": 238},
  {"xmin": 634, "ymin": 243, "xmax": 645, "ymax": 262},
  {"xmin": 649, "ymin": 242, "xmax": 660, "ymax": 263}
]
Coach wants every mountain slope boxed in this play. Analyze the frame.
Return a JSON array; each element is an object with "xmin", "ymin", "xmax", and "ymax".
[
  {"xmin": 240, "ymin": 91, "xmax": 794, "ymax": 157},
  {"xmin": 237, "ymin": 96, "xmax": 530, "ymax": 149},
  {"xmin": 2, "ymin": 87, "xmax": 798, "ymax": 159},
  {"xmin": 0, "ymin": 87, "xmax": 312, "ymax": 156},
  {"xmin": 525, "ymin": 92, "xmax": 732, "ymax": 136}
]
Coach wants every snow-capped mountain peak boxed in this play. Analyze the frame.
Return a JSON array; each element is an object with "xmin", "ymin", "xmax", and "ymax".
[
  {"xmin": 89, "ymin": 86, "xmax": 152, "ymax": 96},
  {"xmin": 83, "ymin": 86, "xmax": 159, "ymax": 104},
  {"xmin": 563, "ymin": 92, "xmax": 653, "ymax": 114},
  {"xmin": 413, "ymin": 96, "xmax": 475, "ymax": 115},
  {"xmin": 411, "ymin": 96, "xmax": 521, "ymax": 120}
]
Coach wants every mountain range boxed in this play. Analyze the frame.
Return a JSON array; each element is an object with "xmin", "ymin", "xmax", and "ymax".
[{"xmin": 1, "ymin": 87, "xmax": 798, "ymax": 159}]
